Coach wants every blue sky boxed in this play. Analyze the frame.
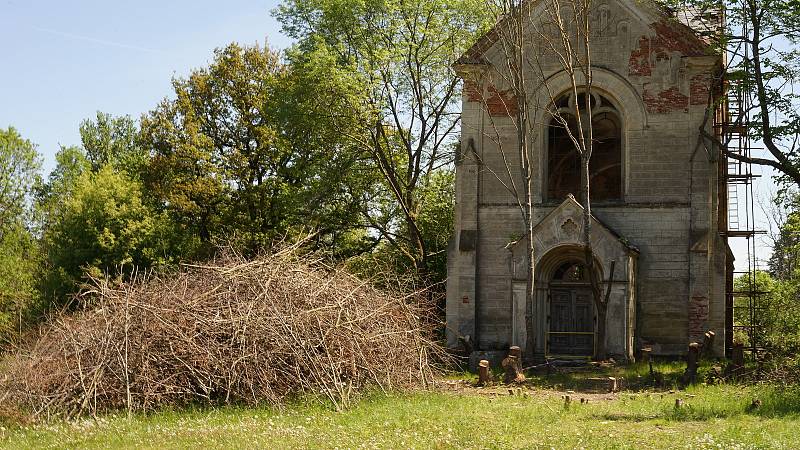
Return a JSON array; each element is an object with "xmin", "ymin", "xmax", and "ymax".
[{"xmin": 0, "ymin": 0, "xmax": 289, "ymax": 173}]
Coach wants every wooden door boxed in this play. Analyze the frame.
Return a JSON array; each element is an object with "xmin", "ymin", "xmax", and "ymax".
[{"xmin": 548, "ymin": 287, "xmax": 594, "ymax": 356}]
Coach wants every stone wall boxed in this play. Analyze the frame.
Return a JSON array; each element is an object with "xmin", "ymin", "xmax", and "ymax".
[{"xmin": 447, "ymin": 0, "xmax": 728, "ymax": 357}]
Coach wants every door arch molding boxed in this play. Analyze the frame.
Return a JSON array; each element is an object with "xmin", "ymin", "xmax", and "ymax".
[{"xmin": 536, "ymin": 246, "xmax": 602, "ymax": 357}]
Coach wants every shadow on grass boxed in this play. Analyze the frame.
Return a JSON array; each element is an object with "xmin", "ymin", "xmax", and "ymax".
[
  {"xmin": 591, "ymin": 385, "xmax": 800, "ymax": 423},
  {"xmin": 752, "ymin": 386, "xmax": 800, "ymax": 418},
  {"xmin": 594, "ymin": 406, "xmax": 740, "ymax": 423},
  {"xmin": 595, "ymin": 412, "xmax": 659, "ymax": 422},
  {"xmin": 525, "ymin": 361, "xmax": 686, "ymax": 393}
]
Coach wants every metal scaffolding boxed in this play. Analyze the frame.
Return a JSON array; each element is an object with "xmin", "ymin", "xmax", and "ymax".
[{"xmin": 720, "ymin": 74, "xmax": 768, "ymax": 359}]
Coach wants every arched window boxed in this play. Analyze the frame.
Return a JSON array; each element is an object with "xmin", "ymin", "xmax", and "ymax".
[
  {"xmin": 546, "ymin": 91, "xmax": 622, "ymax": 202},
  {"xmin": 552, "ymin": 261, "xmax": 587, "ymax": 282}
]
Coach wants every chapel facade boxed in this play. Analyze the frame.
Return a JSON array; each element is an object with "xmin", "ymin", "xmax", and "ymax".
[{"xmin": 446, "ymin": 0, "xmax": 731, "ymax": 362}]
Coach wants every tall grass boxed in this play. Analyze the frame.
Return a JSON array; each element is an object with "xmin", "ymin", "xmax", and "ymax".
[{"xmin": 1, "ymin": 383, "xmax": 798, "ymax": 449}]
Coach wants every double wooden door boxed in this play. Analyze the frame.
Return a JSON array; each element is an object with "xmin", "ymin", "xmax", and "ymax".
[{"xmin": 548, "ymin": 287, "xmax": 594, "ymax": 356}]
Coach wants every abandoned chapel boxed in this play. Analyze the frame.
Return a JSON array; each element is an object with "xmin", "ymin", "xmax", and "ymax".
[{"xmin": 446, "ymin": 0, "xmax": 731, "ymax": 362}]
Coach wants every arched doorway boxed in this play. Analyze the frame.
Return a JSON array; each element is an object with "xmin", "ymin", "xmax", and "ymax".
[{"xmin": 547, "ymin": 261, "xmax": 595, "ymax": 356}]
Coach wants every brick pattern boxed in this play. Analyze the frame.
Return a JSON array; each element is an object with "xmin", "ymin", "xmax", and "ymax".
[
  {"xmin": 643, "ymin": 86, "xmax": 689, "ymax": 114},
  {"xmin": 463, "ymin": 80, "xmax": 483, "ymax": 102},
  {"xmin": 690, "ymin": 73, "xmax": 712, "ymax": 106},
  {"xmin": 485, "ymin": 86, "xmax": 519, "ymax": 117},
  {"xmin": 629, "ymin": 19, "xmax": 707, "ymax": 77},
  {"xmin": 688, "ymin": 296, "xmax": 710, "ymax": 341},
  {"xmin": 464, "ymin": 81, "xmax": 519, "ymax": 117}
]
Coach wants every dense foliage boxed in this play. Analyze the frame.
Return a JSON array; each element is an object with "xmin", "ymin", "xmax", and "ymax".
[
  {"xmin": 0, "ymin": 128, "xmax": 41, "ymax": 342},
  {"xmin": 733, "ymin": 196, "xmax": 800, "ymax": 372}
]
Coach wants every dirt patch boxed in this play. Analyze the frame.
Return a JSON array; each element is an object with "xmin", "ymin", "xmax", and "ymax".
[{"xmin": 434, "ymin": 379, "xmax": 621, "ymax": 402}]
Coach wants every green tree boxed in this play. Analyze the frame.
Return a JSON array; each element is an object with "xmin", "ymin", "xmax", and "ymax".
[
  {"xmin": 37, "ymin": 118, "xmax": 193, "ymax": 305},
  {"xmin": 141, "ymin": 43, "xmax": 373, "ymax": 253},
  {"xmin": 37, "ymin": 146, "xmax": 91, "ymax": 221},
  {"xmin": 733, "ymin": 271, "xmax": 776, "ymax": 347},
  {"xmin": 278, "ymin": 44, "xmax": 383, "ymax": 256},
  {"xmin": 763, "ymin": 197, "xmax": 800, "ymax": 353},
  {"xmin": 415, "ymin": 170, "xmax": 455, "ymax": 285},
  {"xmin": 39, "ymin": 165, "xmax": 182, "ymax": 303},
  {"xmin": 671, "ymin": 0, "xmax": 800, "ymax": 187},
  {"xmin": 768, "ymin": 197, "xmax": 800, "ymax": 280},
  {"xmin": 0, "ymin": 127, "xmax": 41, "ymax": 341},
  {"xmin": 275, "ymin": 0, "xmax": 491, "ymax": 279},
  {"xmin": 0, "ymin": 223, "xmax": 38, "ymax": 341},
  {"xmin": 0, "ymin": 127, "xmax": 41, "ymax": 231},
  {"xmin": 80, "ymin": 112, "xmax": 148, "ymax": 177}
]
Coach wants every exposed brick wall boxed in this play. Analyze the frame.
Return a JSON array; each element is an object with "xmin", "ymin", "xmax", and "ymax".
[
  {"xmin": 689, "ymin": 73, "xmax": 712, "ymax": 106},
  {"xmin": 629, "ymin": 19, "xmax": 707, "ymax": 77},
  {"xmin": 688, "ymin": 296, "xmax": 710, "ymax": 341},
  {"xmin": 643, "ymin": 86, "xmax": 689, "ymax": 114},
  {"xmin": 464, "ymin": 81, "xmax": 519, "ymax": 117},
  {"xmin": 485, "ymin": 85, "xmax": 519, "ymax": 116},
  {"xmin": 463, "ymin": 80, "xmax": 483, "ymax": 102}
]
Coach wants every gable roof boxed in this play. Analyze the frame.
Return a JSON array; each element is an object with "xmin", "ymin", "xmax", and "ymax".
[
  {"xmin": 455, "ymin": 0, "xmax": 720, "ymax": 67},
  {"xmin": 531, "ymin": 195, "xmax": 640, "ymax": 254}
]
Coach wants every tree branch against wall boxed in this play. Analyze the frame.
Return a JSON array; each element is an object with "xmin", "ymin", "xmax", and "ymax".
[
  {"xmin": 276, "ymin": 0, "xmax": 492, "ymax": 281},
  {"xmin": 473, "ymin": 0, "xmax": 618, "ymax": 359}
]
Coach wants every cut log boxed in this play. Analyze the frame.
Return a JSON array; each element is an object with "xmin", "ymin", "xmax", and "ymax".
[
  {"xmin": 701, "ymin": 331, "xmax": 716, "ymax": 359},
  {"xmin": 608, "ymin": 376, "xmax": 618, "ymax": 393},
  {"xmin": 682, "ymin": 342, "xmax": 701, "ymax": 385},
  {"xmin": 477, "ymin": 359, "xmax": 491, "ymax": 386},
  {"xmin": 501, "ymin": 346, "xmax": 525, "ymax": 384},
  {"xmin": 502, "ymin": 354, "xmax": 525, "ymax": 384},
  {"xmin": 640, "ymin": 347, "xmax": 652, "ymax": 364}
]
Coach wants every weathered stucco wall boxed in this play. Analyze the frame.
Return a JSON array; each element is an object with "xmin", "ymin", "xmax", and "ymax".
[{"xmin": 447, "ymin": 0, "xmax": 728, "ymax": 359}]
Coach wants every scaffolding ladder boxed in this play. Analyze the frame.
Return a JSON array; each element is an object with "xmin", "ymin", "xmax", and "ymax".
[{"xmin": 720, "ymin": 76, "xmax": 768, "ymax": 360}]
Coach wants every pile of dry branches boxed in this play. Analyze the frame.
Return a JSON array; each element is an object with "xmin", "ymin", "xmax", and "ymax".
[{"xmin": 0, "ymin": 248, "xmax": 441, "ymax": 419}]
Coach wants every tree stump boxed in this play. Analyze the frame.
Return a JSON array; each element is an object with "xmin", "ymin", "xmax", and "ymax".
[
  {"xmin": 682, "ymin": 342, "xmax": 701, "ymax": 384},
  {"xmin": 705, "ymin": 364, "xmax": 723, "ymax": 384},
  {"xmin": 701, "ymin": 331, "xmax": 716, "ymax": 359},
  {"xmin": 728, "ymin": 342, "xmax": 745, "ymax": 377},
  {"xmin": 640, "ymin": 347, "xmax": 652, "ymax": 364},
  {"xmin": 477, "ymin": 360, "xmax": 491, "ymax": 386},
  {"xmin": 608, "ymin": 376, "xmax": 618, "ymax": 393},
  {"xmin": 502, "ymin": 354, "xmax": 525, "ymax": 384}
]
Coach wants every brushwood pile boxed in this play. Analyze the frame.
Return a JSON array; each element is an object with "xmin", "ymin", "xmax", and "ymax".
[{"xmin": 0, "ymin": 249, "xmax": 441, "ymax": 419}]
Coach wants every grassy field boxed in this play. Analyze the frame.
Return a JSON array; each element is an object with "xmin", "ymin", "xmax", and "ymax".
[{"xmin": 2, "ymin": 364, "xmax": 799, "ymax": 449}]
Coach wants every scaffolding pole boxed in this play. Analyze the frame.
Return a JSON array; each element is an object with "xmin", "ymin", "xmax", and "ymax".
[{"xmin": 720, "ymin": 73, "xmax": 768, "ymax": 360}]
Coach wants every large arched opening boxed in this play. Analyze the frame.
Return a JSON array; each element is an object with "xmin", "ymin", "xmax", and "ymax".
[{"xmin": 546, "ymin": 90, "xmax": 623, "ymax": 203}]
